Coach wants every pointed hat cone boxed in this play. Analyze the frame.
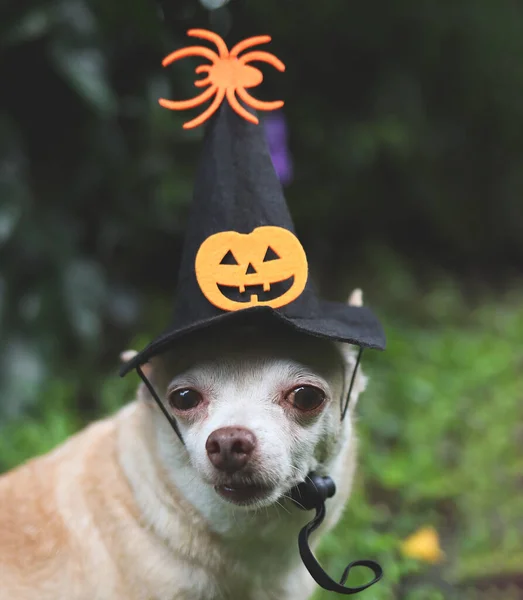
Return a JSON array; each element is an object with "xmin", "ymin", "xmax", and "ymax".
[{"xmin": 121, "ymin": 104, "xmax": 384, "ymax": 375}]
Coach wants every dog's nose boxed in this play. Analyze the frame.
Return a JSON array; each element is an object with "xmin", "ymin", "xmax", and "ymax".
[{"xmin": 206, "ymin": 427, "xmax": 257, "ymax": 473}]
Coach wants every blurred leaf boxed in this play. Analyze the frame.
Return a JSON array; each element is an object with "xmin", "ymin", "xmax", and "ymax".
[
  {"xmin": 50, "ymin": 43, "xmax": 117, "ymax": 115},
  {"xmin": 0, "ymin": 337, "xmax": 46, "ymax": 418},
  {"xmin": 2, "ymin": 8, "xmax": 52, "ymax": 46},
  {"xmin": 62, "ymin": 259, "xmax": 106, "ymax": 341}
]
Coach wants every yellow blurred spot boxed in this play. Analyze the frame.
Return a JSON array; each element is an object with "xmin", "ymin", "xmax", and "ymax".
[{"xmin": 400, "ymin": 526, "xmax": 445, "ymax": 563}]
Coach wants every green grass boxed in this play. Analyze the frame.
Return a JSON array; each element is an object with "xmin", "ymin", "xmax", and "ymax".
[
  {"xmin": 1, "ymin": 280, "xmax": 521, "ymax": 599},
  {"xmin": 314, "ymin": 283, "xmax": 523, "ymax": 599}
]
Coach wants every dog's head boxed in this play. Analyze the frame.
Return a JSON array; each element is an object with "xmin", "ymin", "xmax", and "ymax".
[{"xmin": 133, "ymin": 290, "xmax": 367, "ymax": 511}]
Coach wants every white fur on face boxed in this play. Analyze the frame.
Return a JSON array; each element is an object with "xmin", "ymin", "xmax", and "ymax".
[
  {"xmin": 148, "ymin": 325, "xmax": 366, "ymax": 518},
  {"xmin": 170, "ymin": 357, "xmax": 335, "ymax": 504}
]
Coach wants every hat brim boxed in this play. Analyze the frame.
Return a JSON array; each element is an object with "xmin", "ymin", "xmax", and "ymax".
[{"xmin": 119, "ymin": 302, "xmax": 385, "ymax": 376}]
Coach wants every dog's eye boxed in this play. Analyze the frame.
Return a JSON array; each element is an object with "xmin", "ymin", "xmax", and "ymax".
[
  {"xmin": 168, "ymin": 388, "xmax": 202, "ymax": 411},
  {"xmin": 286, "ymin": 386, "xmax": 325, "ymax": 411}
]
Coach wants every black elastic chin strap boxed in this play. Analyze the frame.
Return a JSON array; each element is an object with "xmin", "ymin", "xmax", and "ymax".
[
  {"xmin": 290, "ymin": 475, "xmax": 383, "ymax": 594},
  {"xmin": 136, "ymin": 366, "xmax": 185, "ymax": 445},
  {"xmin": 341, "ymin": 347, "xmax": 363, "ymax": 422}
]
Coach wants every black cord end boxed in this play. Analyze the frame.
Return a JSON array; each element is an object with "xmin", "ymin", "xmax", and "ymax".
[{"xmin": 291, "ymin": 473, "xmax": 383, "ymax": 595}]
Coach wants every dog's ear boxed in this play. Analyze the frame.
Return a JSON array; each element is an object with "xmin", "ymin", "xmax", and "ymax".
[
  {"xmin": 120, "ymin": 349, "xmax": 158, "ymax": 405},
  {"xmin": 120, "ymin": 350, "xmax": 153, "ymax": 378},
  {"xmin": 337, "ymin": 289, "xmax": 368, "ymax": 411},
  {"xmin": 120, "ymin": 349, "xmax": 138, "ymax": 363},
  {"xmin": 348, "ymin": 288, "xmax": 363, "ymax": 307}
]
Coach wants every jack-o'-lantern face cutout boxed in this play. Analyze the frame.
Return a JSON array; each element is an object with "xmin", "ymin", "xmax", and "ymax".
[{"xmin": 195, "ymin": 226, "xmax": 308, "ymax": 311}]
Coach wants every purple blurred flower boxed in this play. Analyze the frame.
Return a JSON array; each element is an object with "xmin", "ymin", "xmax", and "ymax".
[{"xmin": 264, "ymin": 111, "xmax": 294, "ymax": 186}]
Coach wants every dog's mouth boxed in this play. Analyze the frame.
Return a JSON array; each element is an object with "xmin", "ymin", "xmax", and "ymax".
[
  {"xmin": 217, "ymin": 276, "xmax": 294, "ymax": 304},
  {"xmin": 214, "ymin": 482, "xmax": 274, "ymax": 506}
]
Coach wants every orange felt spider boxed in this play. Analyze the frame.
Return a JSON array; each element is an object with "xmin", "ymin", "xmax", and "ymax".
[{"xmin": 158, "ymin": 29, "xmax": 285, "ymax": 129}]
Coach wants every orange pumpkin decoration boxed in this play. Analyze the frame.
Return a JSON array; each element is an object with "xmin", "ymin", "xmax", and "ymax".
[{"xmin": 195, "ymin": 226, "xmax": 308, "ymax": 312}]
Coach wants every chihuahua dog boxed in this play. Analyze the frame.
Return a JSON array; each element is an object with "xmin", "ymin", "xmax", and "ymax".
[{"xmin": 0, "ymin": 290, "xmax": 368, "ymax": 600}]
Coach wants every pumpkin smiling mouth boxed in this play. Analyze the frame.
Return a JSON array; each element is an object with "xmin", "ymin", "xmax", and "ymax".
[{"xmin": 217, "ymin": 275, "xmax": 295, "ymax": 303}]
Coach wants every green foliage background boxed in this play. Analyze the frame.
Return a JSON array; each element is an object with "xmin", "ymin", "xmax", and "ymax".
[{"xmin": 1, "ymin": 0, "xmax": 522, "ymax": 597}]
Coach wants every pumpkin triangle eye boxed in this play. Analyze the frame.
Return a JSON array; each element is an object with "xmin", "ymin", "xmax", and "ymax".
[
  {"xmin": 263, "ymin": 246, "xmax": 280, "ymax": 262},
  {"xmin": 220, "ymin": 250, "xmax": 239, "ymax": 265}
]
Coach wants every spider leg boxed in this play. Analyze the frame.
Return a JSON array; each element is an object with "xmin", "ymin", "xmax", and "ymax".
[
  {"xmin": 195, "ymin": 65, "xmax": 211, "ymax": 88},
  {"xmin": 159, "ymin": 85, "xmax": 216, "ymax": 111},
  {"xmin": 226, "ymin": 88, "xmax": 259, "ymax": 125},
  {"xmin": 187, "ymin": 29, "xmax": 229, "ymax": 58},
  {"xmin": 194, "ymin": 78, "xmax": 211, "ymax": 88},
  {"xmin": 237, "ymin": 87, "xmax": 284, "ymax": 111},
  {"xmin": 230, "ymin": 35, "xmax": 271, "ymax": 58},
  {"xmin": 183, "ymin": 87, "xmax": 225, "ymax": 129},
  {"xmin": 162, "ymin": 46, "xmax": 218, "ymax": 67},
  {"xmin": 239, "ymin": 51, "xmax": 286, "ymax": 73}
]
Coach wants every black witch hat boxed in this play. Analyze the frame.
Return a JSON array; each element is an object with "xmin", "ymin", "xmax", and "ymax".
[{"xmin": 120, "ymin": 29, "xmax": 385, "ymax": 377}]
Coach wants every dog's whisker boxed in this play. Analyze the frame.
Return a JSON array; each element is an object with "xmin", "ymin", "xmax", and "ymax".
[
  {"xmin": 275, "ymin": 499, "xmax": 292, "ymax": 515},
  {"xmin": 281, "ymin": 492, "xmax": 306, "ymax": 511}
]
